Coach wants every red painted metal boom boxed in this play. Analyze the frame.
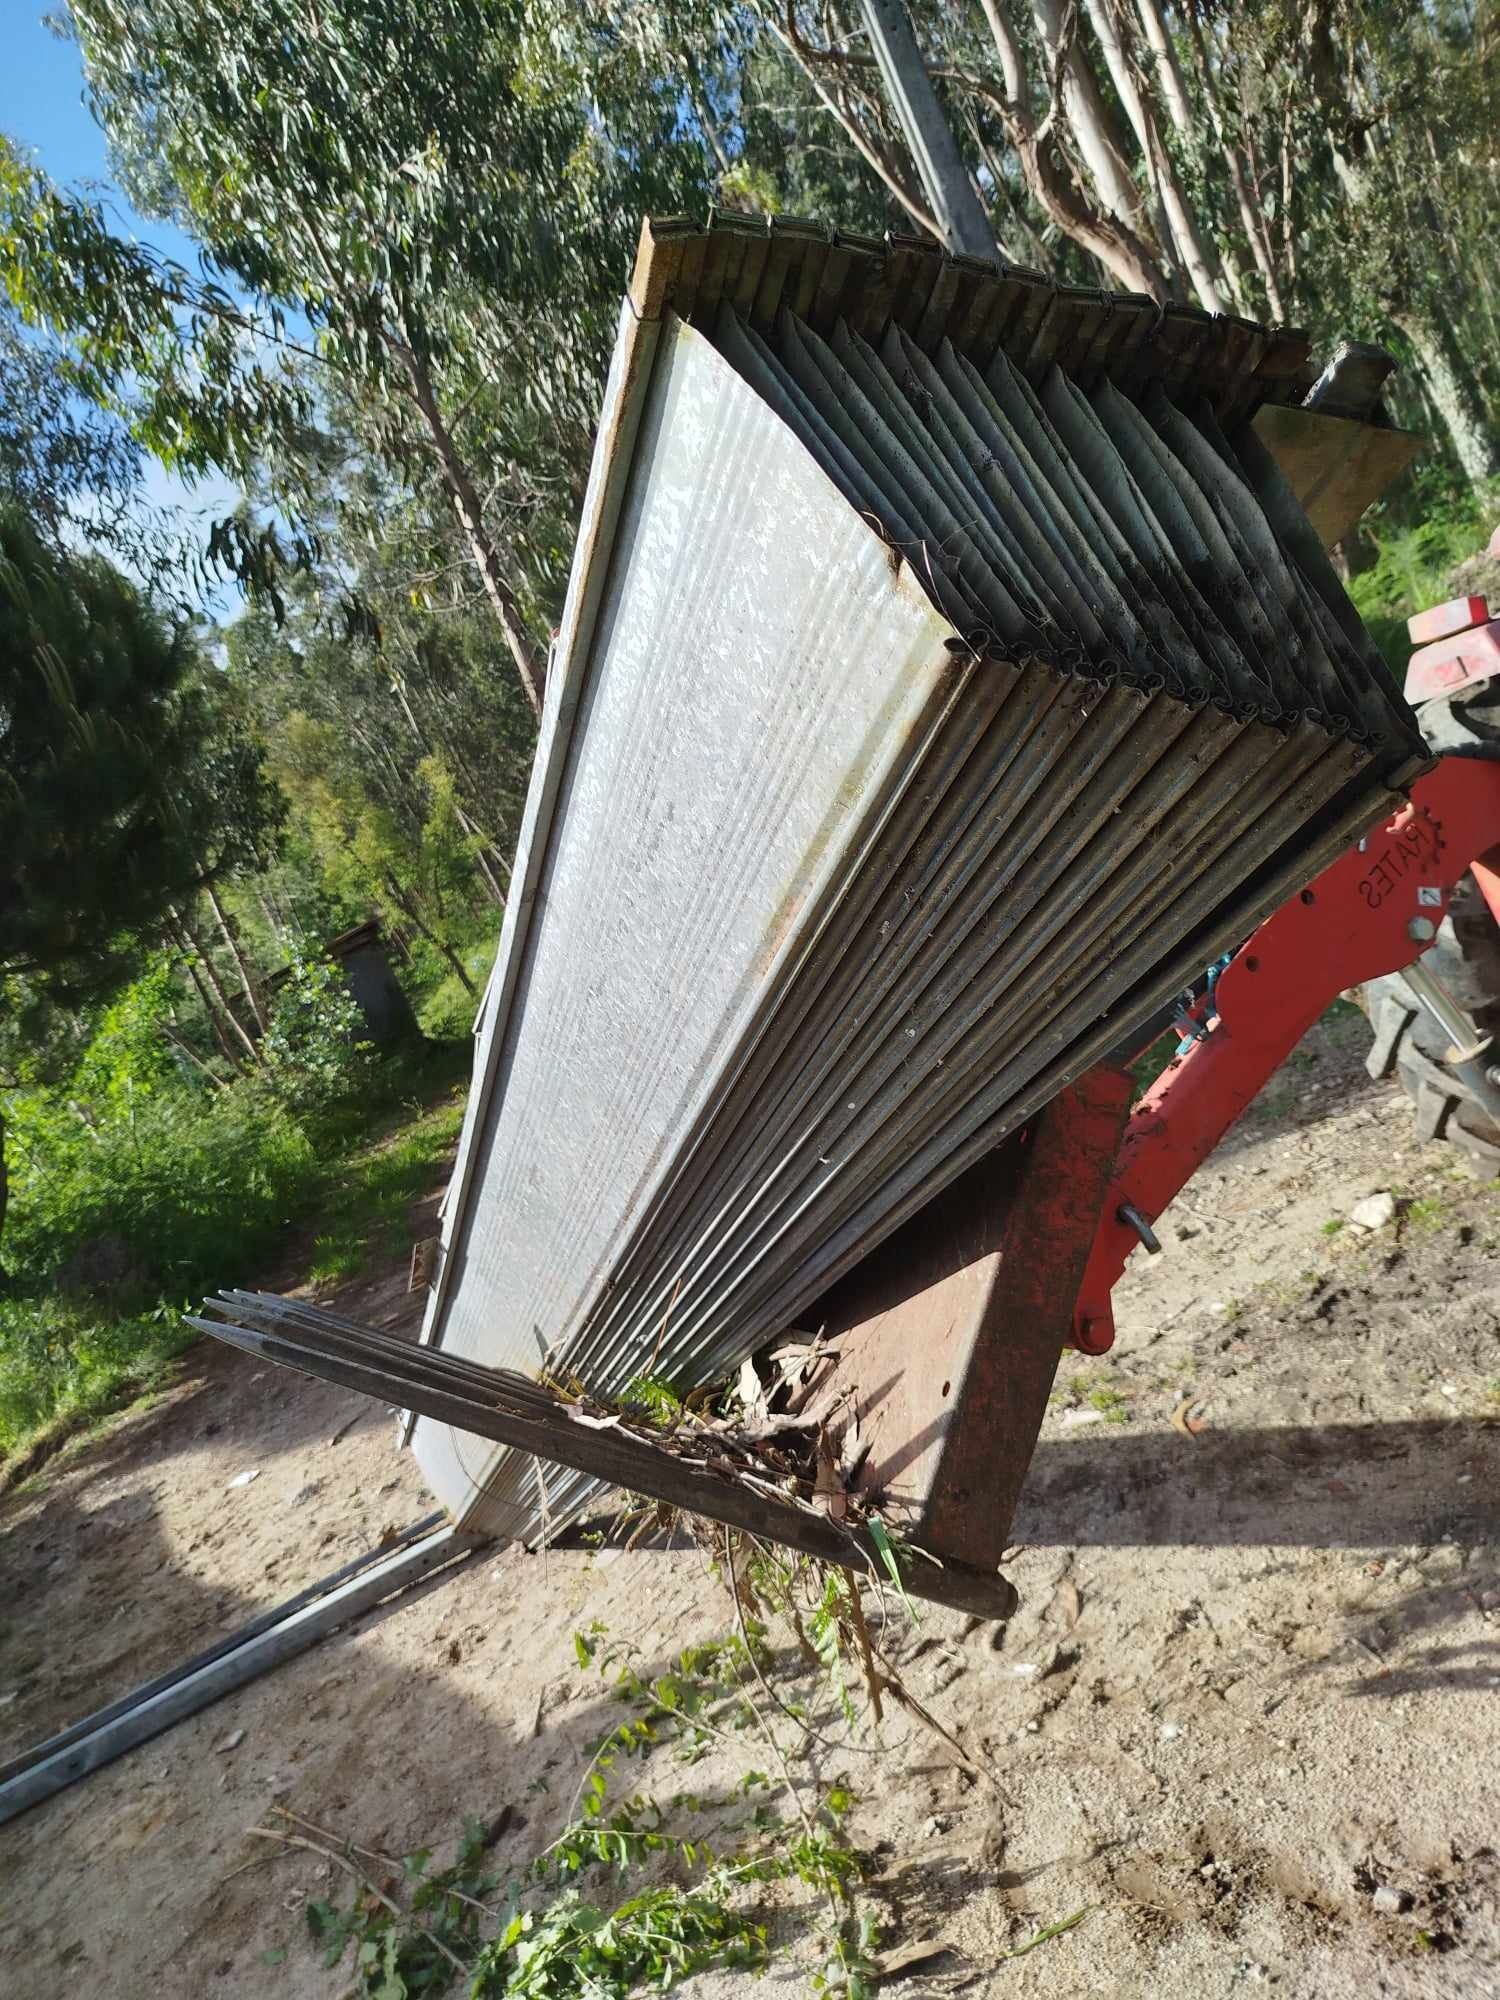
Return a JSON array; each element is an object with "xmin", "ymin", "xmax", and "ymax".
[{"xmin": 1071, "ymin": 754, "xmax": 1500, "ymax": 1355}]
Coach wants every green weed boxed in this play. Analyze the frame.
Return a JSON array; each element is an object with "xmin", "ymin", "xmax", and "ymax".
[
  {"xmin": 0, "ymin": 1038, "xmax": 469, "ymax": 1457},
  {"xmin": 1348, "ymin": 490, "xmax": 1494, "ymax": 676},
  {"xmin": 306, "ymin": 1092, "xmax": 464, "ymax": 1287},
  {"xmin": 0, "ymin": 1296, "xmax": 193, "ymax": 1458},
  {"xmin": 1087, "ymin": 1384, "xmax": 1132, "ymax": 1424},
  {"xmin": 285, "ymin": 1620, "xmax": 877, "ymax": 1999}
]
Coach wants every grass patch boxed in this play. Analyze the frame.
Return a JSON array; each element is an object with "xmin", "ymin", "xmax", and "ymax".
[
  {"xmin": 1064, "ymin": 1374, "xmax": 1133, "ymax": 1423},
  {"xmin": 0, "ymin": 1038, "xmax": 471, "ymax": 1462},
  {"xmin": 1086, "ymin": 1384, "xmax": 1132, "ymax": 1424},
  {"xmin": 306, "ymin": 1088, "xmax": 466, "ymax": 1287},
  {"xmin": 1321, "ymin": 1216, "xmax": 1347, "ymax": 1236},
  {"xmin": 0, "ymin": 1296, "xmax": 193, "ymax": 1468},
  {"xmin": 1347, "ymin": 489, "xmax": 1494, "ymax": 676}
]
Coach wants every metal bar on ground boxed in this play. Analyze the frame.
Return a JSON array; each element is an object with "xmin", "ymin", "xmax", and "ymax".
[
  {"xmin": 0, "ymin": 1524, "xmax": 481, "ymax": 1827},
  {"xmin": 0, "ymin": 1510, "xmax": 444, "ymax": 1788}
]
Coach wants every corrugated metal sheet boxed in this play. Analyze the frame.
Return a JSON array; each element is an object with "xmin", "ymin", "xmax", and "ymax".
[
  {"xmin": 627, "ymin": 215, "xmax": 1317, "ymax": 426},
  {"xmin": 411, "ymin": 221, "xmax": 1425, "ymax": 1539}
]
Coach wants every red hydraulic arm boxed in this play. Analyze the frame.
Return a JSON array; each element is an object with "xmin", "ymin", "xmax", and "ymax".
[{"xmin": 1071, "ymin": 755, "xmax": 1500, "ymax": 1355}]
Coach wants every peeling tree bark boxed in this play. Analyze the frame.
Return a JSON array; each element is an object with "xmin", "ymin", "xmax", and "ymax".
[
  {"xmin": 1391, "ymin": 311, "xmax": 1500, "ymax": 489},
  {"xmin": 971, "ymin": 0, "xmax": 1174, "ymax": 299},
  {"xmin": 1029, "ymin": 0, "xmax": 1154, "ymax": 248}
]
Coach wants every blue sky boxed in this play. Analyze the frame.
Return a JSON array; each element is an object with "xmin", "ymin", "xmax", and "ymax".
[{"xmin": 2, "ymin": 6, "xmax": 242, "ymax": 609}]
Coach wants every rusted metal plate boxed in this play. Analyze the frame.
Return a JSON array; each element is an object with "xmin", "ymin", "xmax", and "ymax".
[
  {"xmin": 809, "ymin": 1068, "xmax": 1134, "ymax": 1571},
  {"xmin": 1250, "ymin": 402, "xmax": 1423, "ymax": 551},
  {"xmin": 197, "ymin": 1294, "xmax": 1018, "ymax": 1623}
]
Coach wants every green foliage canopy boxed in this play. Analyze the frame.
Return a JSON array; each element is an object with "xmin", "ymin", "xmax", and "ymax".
[{"xmin": 0, "ymin": 503, "xmax": 263, "ymax": 1006}]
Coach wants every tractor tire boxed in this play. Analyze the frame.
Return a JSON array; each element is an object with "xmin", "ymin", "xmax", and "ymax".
[{"xmin": 1361, "ymin": 872, "xmax": 1500, "ymax": 1177}]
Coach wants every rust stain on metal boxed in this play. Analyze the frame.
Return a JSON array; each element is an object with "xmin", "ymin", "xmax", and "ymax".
[{"xmin": 804, "ymin": 1068, "xmax": 1133, "ymax": 1573}]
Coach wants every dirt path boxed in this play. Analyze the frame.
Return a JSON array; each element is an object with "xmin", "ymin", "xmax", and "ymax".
[{"xmin": 1, "ymin": 1009, "xmax": 1497, "ymax": 1999}]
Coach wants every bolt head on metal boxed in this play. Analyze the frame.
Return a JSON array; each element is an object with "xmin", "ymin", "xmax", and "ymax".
[{"xmin": 1407, "ymin": 916, "xmax": 1437, "ymax": 942}]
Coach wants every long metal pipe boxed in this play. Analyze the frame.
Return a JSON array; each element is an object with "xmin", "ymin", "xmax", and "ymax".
[{"xmin": 855, "ymin": 0, "xmax": 999, "ymax": 259}]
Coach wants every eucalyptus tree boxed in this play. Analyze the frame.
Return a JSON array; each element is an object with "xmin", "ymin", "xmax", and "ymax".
[
  {"xmin": 762, "ymin": 0, "xmax": 1497, "ymax": 482},
  {"xmin": 2, "ymin": 0, "xmax": 713, "ymax": 713},
  {"xmin": 0, "ymin": 504, "xmax": 279, "ymax": 1245},
  {"xmin": 0, "ymin": 304, "xmax": 197, "ymax": 597}
]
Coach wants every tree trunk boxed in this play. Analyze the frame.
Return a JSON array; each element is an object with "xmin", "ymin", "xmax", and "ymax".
[
  {"xmin": 770, "ymin": 19, "xmax": 944, "ymax": 240},
  {"xmin": 1080, "ymin": 0, "xmax": 1178, "ymax": 276},
  {"xmin": 178, "ymin": 942, "xmax": 244, "ymax": 1072},
  {"xmin": 382, "ymin": 875, "xmax": 477, "ymax": 997},
  {"xmin": 1132, "ymin": 0, "xmax": 1193, "ymax": 129},
  {"xmin": 394, "ymin": 342, "xmax": 546, "ymax": 717},
  {"xmin": 1183, "ymin": 4, "xmax": 1287, "ymax": 319},
  {"xmin": 1326, "ymin": 129, "xmax": 1499, "ymax": 487},
  {"xmin": 205, "ymin": 880, "xmax": 267, "ymax": 1034},
  {"xmin": 683, "ymin": 58, "xmax": 735, "ymax": 176},
  {"xmin": 161, "ymin": 1023, "xmax": 229, "ymax": 1090},
  {"xmin": 1391, "ymin": 311, "xmax": 1500, "ymax": 489},
  {"xmin": 1028, "ymin": 0, "xmax": 1155, "ymax": 248},
  {"xmin": 1104, "ymin": 0, "xmax": 1226, "ymax": 312},
  {"xmin": 452, "ymin": 800, "xmax": 509, "ymax": 906},
  {"xmin": 385, "ymin": 660, "xmax": 508, "ymax": 909},
  {"xmin": 972, "ymin": 0, "xmax": 1174, "ymax": 299},
  {"xmin": 1139, "ymin": 107, "xmax": 1226, "ymax": 312},
  {"xmin": 174, "ymin": 905, "xmax": 262, "ymax": 1065}
]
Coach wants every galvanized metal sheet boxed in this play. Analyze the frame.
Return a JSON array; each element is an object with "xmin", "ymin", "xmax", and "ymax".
[
  {"xmin": 409, "ymin": 281, "xmax": 1427, "ymax": 1544},
  {"xmin": 412, "ymin": 317, "xmax": 960, "ymax": 1520}
]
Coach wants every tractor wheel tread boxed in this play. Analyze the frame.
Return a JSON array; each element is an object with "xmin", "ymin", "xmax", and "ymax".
[{"xmin": 1360, "ymin": 867, "xmax": 1500, "ymax": 1179}]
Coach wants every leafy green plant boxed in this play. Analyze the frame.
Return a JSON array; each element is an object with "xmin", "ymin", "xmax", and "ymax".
[
  {"xmin": 468, "ymin": 1876, "xmax": 767, "ymax": 1998},
  {"xmin": 0, "ymin": 1032, "xmax": 467, "ymax": 1456},
  {"xmin": 0, "ymin": 1294, "xmax": 191, "ymax": 1456},
  {"xmin": 1348, "ymin": 489, "xmax": 1495, "ymax": 674},
  {"xmin": 261, "ymin": 951, "xmax": 375, "ymax": 1111},
  {"xmin": 3, "ymin": 1079, "xmax": 320, "ymax": 1297},
  {"xmin": 278, "ymin": 1619, "xmax": 875, "ymax": 1999}
]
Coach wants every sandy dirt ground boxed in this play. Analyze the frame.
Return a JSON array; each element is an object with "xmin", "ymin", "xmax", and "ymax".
[{"xmin": 1, "ymin": 1006, "xmax": 1497, "ymax": 1999}]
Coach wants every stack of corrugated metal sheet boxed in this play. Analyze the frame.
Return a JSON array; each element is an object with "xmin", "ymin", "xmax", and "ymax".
[{"xmin": 410, "ymin": 217, "xmax": 1426, "ymax": 1539}]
